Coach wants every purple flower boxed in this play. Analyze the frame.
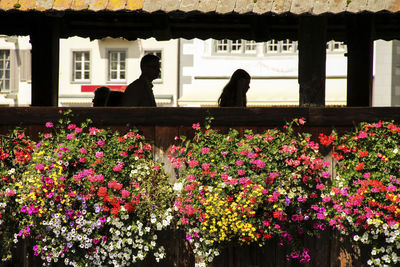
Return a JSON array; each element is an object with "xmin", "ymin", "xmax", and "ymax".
[
  {"xmin": 186, "ymin": 234, "xmax": 191, "ymax": 241},
  {"xmin": 285, "ymin": 197, "xmax": 291, "ymax": 206}
]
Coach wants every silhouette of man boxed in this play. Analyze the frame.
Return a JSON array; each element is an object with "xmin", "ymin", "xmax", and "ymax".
[{"xmin": 121, "ymin": 54, "xmax": 160, "ymax": 107}]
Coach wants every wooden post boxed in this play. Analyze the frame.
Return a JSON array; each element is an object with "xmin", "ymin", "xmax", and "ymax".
[
  {"xmin": 346, "ymin": 15, "xmax": 374, "ymax": 107},
  {"xmin": 298, "ymin": 16, "xmax": 327, "ymax": 107},
  {"xmin": 30, "ymin": 16, "xmax": 61, "ymax": 106}
]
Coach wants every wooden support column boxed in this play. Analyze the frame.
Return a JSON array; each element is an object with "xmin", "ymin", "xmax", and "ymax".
[
  {"xmin": 30, "ymin": 16, "xmax": 61, "ymax": 106},
  {"xmin": 346, "ymin": 15, "xmax": 374, "ymax": 107},
  {"xmin": 298, "ymin": 16, "xmax": 327, "ymax": 107}
]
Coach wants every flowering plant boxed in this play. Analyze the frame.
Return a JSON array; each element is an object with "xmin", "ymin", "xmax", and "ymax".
[
  {"xmin": 321, "ymin": 121, "xmax": 400, "ymax": 266},
  {"xmin": 170, "ymin": 118, "xmax": 331, "ymax": 265},
  {"xmin": 14, "ymin": 110, "xmax": 174, "ymax": 266},
  {"xmin": 0, "ymin": 129, "xmax": 34, "ymax": 261}
]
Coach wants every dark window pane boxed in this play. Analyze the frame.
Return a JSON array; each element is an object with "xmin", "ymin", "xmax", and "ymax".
[{"xmin": 111, "ymin": 72, "xmax": 117, "ymax": 80}]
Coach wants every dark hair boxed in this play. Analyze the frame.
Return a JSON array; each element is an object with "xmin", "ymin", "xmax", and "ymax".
[
  {"xmin": 93, "ymin": 86, "xmax": 110, "ymax": 107},
  {"xmin": 106, "ymin": 91, "xmax": 124, "ymax": 107},
  {"xmin": 140, "ymin": 54, "xmax": 160, "ymax": 70},
  {"xmin": 218, "ymin": 69, "xmax": 250, "ymax": 107}
]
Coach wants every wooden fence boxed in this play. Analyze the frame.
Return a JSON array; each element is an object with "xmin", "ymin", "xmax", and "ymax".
[{"xmin": 1, "ymin": 106, "xmax": 397, "ymax": 267}]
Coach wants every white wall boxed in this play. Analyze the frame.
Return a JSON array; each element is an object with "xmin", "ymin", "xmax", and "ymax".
[
  {"xmin": 373, "ymin": 40, "xmax": 393, "ymax": 106},
  {"xmin": 58, "ymin": 37, "xmax": 178, "ymax": 106},
  {"xmin": 179, "ymin": 39, "xmax": 347, "ymax": 107},
  {"xmin": 0, "ymin": 36, "xmax": 31, "ymax": 106}
]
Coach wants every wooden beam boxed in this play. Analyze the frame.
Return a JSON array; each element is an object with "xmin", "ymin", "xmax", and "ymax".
[
  {"xmin": 30, "ymin": 16, "xmax": 61, "ymax": 106},
  {"xmin": 298, "ymin": 16, "xmax": 327, "ymax": 107},
  {"xmin": 346, "ymin": 14, "xmax": 374, "ymax": 107}
]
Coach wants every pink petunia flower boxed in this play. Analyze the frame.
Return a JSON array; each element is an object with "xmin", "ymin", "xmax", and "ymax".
[{"xmin": 192, "ymin": 123, "xmax": 200, "ymax": 130}]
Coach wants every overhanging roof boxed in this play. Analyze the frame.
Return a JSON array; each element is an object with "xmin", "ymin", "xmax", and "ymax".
[
  {"xmin": 0, "ymin": 0, "xmax": 400, "ymax": 15},
  {"xmin": 1, "ymin": 0, "xmax": 400, "ymax": 42}
]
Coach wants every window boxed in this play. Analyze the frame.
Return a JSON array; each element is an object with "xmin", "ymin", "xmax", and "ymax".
[
  {"xmin": 0, "ymin": 50, "xmax": 10, "ymax": 91},
  {"xmin": 216, "ymin": 40, "xmax": 229, "ymax": 53},
  {"xmin": 108, "ymin": 50, "xmax": 126, "ymax": 82},
  {"xmin": 265, "ymin": 40, "xmax": 297, "ymax": 54},
  {"xmin": 144, "ymin": 50, "xmax": 162, "ymax": 80},
  {"xmin": 244, "ymin": 40, "xmax": 257, "ymax": 53},
  {"xmin": 326, "ymin": 40, "xmax": 346, "ymax": 52},
  {"xmin": 281, "ymin": 39, "xmax": 297, "ymax": 53},
  {"xmin": 215, "ymin": 39, "xmax": 257, "ymax": 54},
  {"xmin": 265, "ymin": 40, "xmax": 279, "ymax": 53},
  {"xmin": 231, "ymin": 40, "xmax": 243, "ymax": 52},
  {"xmin": 73, "ymin": 51, "xmax": 90, "ymax": 82}
]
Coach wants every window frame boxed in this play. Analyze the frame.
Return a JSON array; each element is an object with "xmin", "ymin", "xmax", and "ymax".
[
  {"xmin": 326, "ymin": 40, "xmax": 347, "ymax": 53},
  {"xmin": 264, "ymin": 39, "xmax": 298, "ymax": 54},
  {"xmin": 107, "ymin": 49, "xmax": 127, "ymax": 83},
  {"xmin": 214, "ymin": 39, "xmax": 258, "ymax": 55},
  {"xmin": 0, "ymin": 49, "xmax": 11, "ymax": 92},
  {"xmin": 72, "ymin": 50, "xmax": 91, "ymax": 83}
]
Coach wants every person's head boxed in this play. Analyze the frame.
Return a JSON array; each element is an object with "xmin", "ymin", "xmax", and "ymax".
[
  {"xmin": 106, "ymin": 91, "xmax": 124, "ymax": 106},
  {"xmin": 218, "ymin": 69, "xmax": 251, "ymax": 107},
  {"xmin": 140, "ymin": 54, "xmax": 161, "ymax": 82},
  {"xmin": 93, "ymin": 86, "xmax": 111, "ymax": 107}
]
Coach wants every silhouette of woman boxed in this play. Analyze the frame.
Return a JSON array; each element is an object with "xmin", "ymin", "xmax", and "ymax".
[
  {"xmin": 92, "ymin": 87, "xmax": 110, "ymax": 107},
  {"xmin": 218, "ymin": 69, "xmax": 251, "ymax": 107}
]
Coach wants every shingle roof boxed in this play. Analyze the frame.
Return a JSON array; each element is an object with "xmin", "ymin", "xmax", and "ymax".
[{"xmin": 1, "ymin": 0, "xmax": 400, "ymax": 15}]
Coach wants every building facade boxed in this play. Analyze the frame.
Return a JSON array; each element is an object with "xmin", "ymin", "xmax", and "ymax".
[{"xmin": 0, "ymin": 35, "xmax": 397, "ymax": 107}]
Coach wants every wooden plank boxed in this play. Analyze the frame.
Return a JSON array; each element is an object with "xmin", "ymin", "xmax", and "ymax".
[
  {"xmin": 253, "ymin": 0, "xmax": 274, "ymax": 14},
  {"xmin": 298, "ymin": 16, "xmax": 327, "ymax": 107},
  {"xmin": 17, "ymin": 0, "xmax": 37, "ymax": 10},
  {"xmin": 71, "ymin": 0, "xmax": 90, "ymax": 10},
  {"xmin": 198, "ymin": 0, "xmax": 218, "ymax": 12},
  {"xmin": 346, "ymin": 0, "xmax": 368, "ymax": 13},
  {"xmin": 313, "ymin": 0, "xmax": 331, "ymax": 15},
  {"xmin": 387, "ymin": 0, "xmax": 400, "ymax": 12},
  {"xmin": 4, "ymin": 107, "xmax": 400, "ymax": 127},
  {"xmin": 88, "ymin": 0, "xmax": 108, "ymax": 11},
  {"xmin": 125, "ymin": 0, "xmax": 145, "ymax": 10},
  {"xmin": 53, "ymin": 0, "xmax": 73, "ymax": 10},
  {"xmin": 271, "ymin": 0, "xmax": 292, "ymax": 14},
  {"xmin": 0, "ymin": 0, "xmax": 19, "ymax": 10},
  {"xmin": 346, "ymin": 15, "xmax": 373, "ymax": 106},
  {"xmin": 30, "ymin": 17, "xmax": 60, "ymax": 106},
  {"xmin": 154, "ymin": 126, "xmax": 179, "ymax": 182},
  {"xmin": 106, "ymin": 0, "xmax": 127, "ymax": 10},
  {"xmin": 290, "ymin": 0, "xmax": 313, "ymax": 14},
  {"xmin": 179, "ymin": 0, "xmax": 198, "ymax": 12},
  {"xmin": 367, "ymin": 0, "xmax": 390, "ymax": 12},
  {"xmin": 35, "ymin": 0, "xmax": 54, "ymax": 10},
  {"xmin": 161, "ymin": 0, "xmax": 181, "ymax": 12},
  {"xmin": 142, "ymin": 0, "xmax": 163, "ymax": 12},
  {"xmin": 234, "ymin": 0, "xmax": 254, "ymax": 14},
  {"xmin": 308, "ymin": 107, "xmax": 400, "ymax": 126},
  {"xmin": 216, "ymin": 0, "xmax": 236, "ymax": 14}
]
